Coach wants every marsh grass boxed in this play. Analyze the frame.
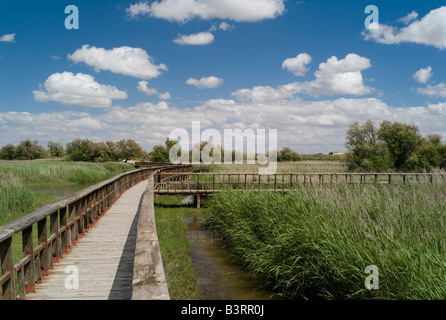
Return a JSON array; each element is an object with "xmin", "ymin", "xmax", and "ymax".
[
  {"xmin": 0, "ymin": 160, "xmax": 134, "ymax": 185},
  {"xmin": 154, "ymin": 195, "xmax": 201, "ymax": 300},
  {"xmin": 206, "ymin": 182, "xmax": 446, "ymax": 299}
]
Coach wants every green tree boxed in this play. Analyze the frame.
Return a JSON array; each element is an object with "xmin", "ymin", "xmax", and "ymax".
[
  {"xmin": 115, "ymin": 139, "xmax": 147, "ymax": 162},
  {"xmin": 377, "ymin": 121, "xmax": 423, "ymax": 171},
  {"xmin": 278, "ymin": 147, "xmax": 302, "ymax": 162},
  {"xmin": 0, "ymin": 144, "xmax": 17, "ymax": 160},
  {"xmin": 345, "ymin": 121, "xmax": 392, "ymax": 171},
  {"xmin": 15, "ymin": 139, "xmax": 48, "ymax": 160},
  {"xmin": 66, "ymin": 138, "xmax": 94, "ymax": 162},
  {"xmin": 47, "ymin": 141, "xmax": 66, "ymax": 158}
]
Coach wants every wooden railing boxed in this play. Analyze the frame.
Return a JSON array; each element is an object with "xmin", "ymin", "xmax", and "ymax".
[
  {"xmin": 0, "ymin": 164, "xmax": 192, "ymax": 300},
  {"xmin": 154, "ymin": 172, "xmax": 446, "ymax": 193}
]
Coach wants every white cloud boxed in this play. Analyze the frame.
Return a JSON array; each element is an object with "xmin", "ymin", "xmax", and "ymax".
[
  {"xmin": 0, "ymin": 33, "xmax": 15, "ymax": 42},
  {"xmin": 219, "ymin": 22, "xmax": 233, "ymax": 31},
  {"xmin": 234, "ymin": 53, "xmax": 372, "ymax": 102},
  {"xmin": 417, "ymin": 83, "xmax": 446, "ymax": 98},
  {"xmin": 413, "ymin": 66, "xmax": 433, "ymax": 84},
  {"xmin": 32, "ymin": 72, "xmax": 128, "ymax": 108},
  {"xmin": 126, "ymin": 1, "xmax": 151, "ymax": 19},
  {"xmin": 398, "ymin": 11, "xmax": 418, "ymax": 25},
  {"xmin": 4, "ymin": 95, "xmax": 446, "ymax": 154},
  {"xmin": 126, "ymin": 0, "xmax": 286, "ymax": 22},
  {"xmin": 282, "ymin": 53, "xmax": 312, "ymax": 76},
  {"xmin": 158, "ymin": 92, "xmax": 171, "ymax": 100},
  {"xmin": 68, "ymin": 45, "xmax": 168, "ymax": 79},
  {"xmin": 174, "ymin": 32, "xmax": 214, "ymax": 45},
  {"xmin": 362, "ymin": 6, "xmax": 446, "ymax": 50},
  {"xmin": 137, "ymin": 81, "xmax": 158, "ymax": 96},
  {"xmin": 186, "ymin": 76, "xmax": 224, "ymax": 89}
]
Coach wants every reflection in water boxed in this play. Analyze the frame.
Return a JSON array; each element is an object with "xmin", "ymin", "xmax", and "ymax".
[{"xmin": 185, "ymin": 214, "xmax": 281, "ymax": 300}]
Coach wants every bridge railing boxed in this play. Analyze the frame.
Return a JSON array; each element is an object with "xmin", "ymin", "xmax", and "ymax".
[
  {"xmin": 154, "ymin": 172, "xmax": 446, "ymax": 193},
  {"xmin": 0, "ymin": 163, "xmax": 191, "ymax": 300}
]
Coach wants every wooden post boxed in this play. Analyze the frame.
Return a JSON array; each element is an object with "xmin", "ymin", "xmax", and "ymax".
[
  {"xmin": 0, "ymin": 236, "xmax": 15, "ymax": 300},
  {"xmin": 50, "ymin": 211, "xmax": 60, "ymax": 264},
  {"xmin": 22, "ymin": 226, "xmax": 35, "ymax": 294},
  {"xmin": 38, "ymin": 218, "xmax": 50, "ymax": 277},
  {"xmin": 60, "ymin": 206, "xmax": 69, "ymax": 254},
  {"xmin": 195, "ymin": 193, "xmax": 201, "ymax": 209}
]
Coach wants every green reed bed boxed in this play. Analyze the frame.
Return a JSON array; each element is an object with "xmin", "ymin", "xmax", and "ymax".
[
  {"xmin": 0, "ymin": 160, "xmax": 134, "ymax": 185},
  {"xmin": 205, "ymin": 182, "xmax": 446, "ymax": 299}
]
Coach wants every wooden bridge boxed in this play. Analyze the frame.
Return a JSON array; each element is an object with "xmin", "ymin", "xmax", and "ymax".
[
  {"xmin": 0, "ymin": 164, "xmax": 192, "ymax": 300},
  {"xmin": 1, "ymin": 166, "xmax": 444, "ymax": 300}
]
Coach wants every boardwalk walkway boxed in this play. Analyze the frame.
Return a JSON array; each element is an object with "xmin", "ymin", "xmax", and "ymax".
[{"xmin": 26, "ymin": 180, "xmax": 149, "ymax": 300}]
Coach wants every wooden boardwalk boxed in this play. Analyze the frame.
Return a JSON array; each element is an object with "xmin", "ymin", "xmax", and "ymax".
[{"xmin": 25, "ymin": 180, "xmax": 149, "ymax": 300}]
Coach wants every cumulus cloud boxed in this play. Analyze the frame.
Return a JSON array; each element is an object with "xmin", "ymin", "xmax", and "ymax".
[
  {"xmin": 362, "ymin": 6, "xmax": 446, "ymax": 50},
  {"xmin": 174, "ymin": 32, "xmax": 214, "ymax": 45},
  {"xmin": 137, "ymin": 81, "xmax": 158, "ymax": 96},
  {"xmin": 398, "ymin": 11, "xmax": 418, "ymax": 25},
  {"xmin": 68, "ymin": 45, "xmax": 168, "ymax": 79},
  {"xmin": 32, "ymin": 72, "xmax": 128, "ymax": 108},
  {"xmin": 0, "ymin": 33, "xmax": 15, "ymax": 42},
  {"xmin": 158, "ymin": 92, "xmax": 171, "ymax": 100},
  {"xmin": 126, "ymin": 0, "xmax": 285, "ymax": 22},
  {"xmin": 413, "ymin": 66, "xmax": 433, "ymax": 84},
  {"xmin": 4, "ymin": 95, "xmax": 446, "ymax": 154},
  {"xmin": 186, "ymin": 76, "xmax": 224, "ymax": 89},
  {"xmin": 234, "ymin": 53, "xmax": 372, "ymax": 102},
  {"xmin": 417, "ymin": 83, "xmax": 446, "ymax": 98},
  {"xmin": 282, "ymin": 53, "xmax": 312, "ymax": 76}
]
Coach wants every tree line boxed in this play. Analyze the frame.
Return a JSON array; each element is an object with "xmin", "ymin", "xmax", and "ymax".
[
  {"xmin": 0, "ymin": 137, "xmax": 303, "ymax": 163},
  {"xmin": 0, "ymin": 138, "xmax": 149, "ymax": 162},
  {"xmin": 345, "ymin": 120, "xmax": 446, "ymax": 172}
]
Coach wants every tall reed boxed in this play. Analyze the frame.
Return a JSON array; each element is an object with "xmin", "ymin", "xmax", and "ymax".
[{"xmin": 206, "ymin": 182, "xmax": 446, "ymax": 299}]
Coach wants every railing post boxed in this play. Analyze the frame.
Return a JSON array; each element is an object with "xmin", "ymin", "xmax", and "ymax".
[
  {"xmin": 38, "ymin": 218, "xmax": 50, "ymax": 279},
  {"xmin": 60, "ymin": 206, "xmax": 69, "ymax": 254},
  {"xmin": 0, "ymin": 236, "xmax": 15, "ymax": 300},
  {"xmin": 50, "ymin": 211, "xmax": 60, "ymax": 264},
  {"xmin": 21, "ymin": 226, "xmax": 35, "ymax": 296}
]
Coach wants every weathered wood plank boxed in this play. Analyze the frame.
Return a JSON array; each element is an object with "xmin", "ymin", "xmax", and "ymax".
[{"xmin": 25, "ymin": 180, "xmax": 149, "ymax": 300}]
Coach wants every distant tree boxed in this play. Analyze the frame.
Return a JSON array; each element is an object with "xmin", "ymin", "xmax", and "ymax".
[
  {"xmin": 278, "ymin": 147, "xmax": 302, "ymax": 162},
  {"xmin": 15, "ymin": 139, "xmax": 48, "ymax": 160},
  {"xmin": 0, "ymin": 144, "xmax": 17, "ymax": 160},
  {"xmin": 105, "ymin": 141, "xmax": 120, "ymax": 161},
  {"xmin": 47, "ymin": 141, "xmax": 66, "ymax": 158},
  {"xmin": 377, "ymin": 120, "xmax": 423, "ymax": 171},
  {"xmin": 345, "ymin": 121, "xmax": 392, "ymax": 171},
  {"xmin": 66, "ymin": 138, "xmax": 94, "ymax": 162},
  {"xmin": 345, "ymin": 120, "xmax": 445, "ymax": 172},
  {"xmin": 149, "ymin": 145, "xmax": 170, "ymax": 162},
  {"xmin": 115, "ymin": 139, "xmax": 147, "ymax": 162},
  {"xmin": 149, "ymin": 138, "xmax": 179, "ymax": 163}
]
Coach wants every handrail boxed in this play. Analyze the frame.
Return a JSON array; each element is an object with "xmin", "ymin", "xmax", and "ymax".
[
  {"xmin": 0, "ymin": 163, "xmax": 191, "ymax": 300},
  {"xmin": 154, "ymin": 172, "xmax": 446, "ymax": 194}
]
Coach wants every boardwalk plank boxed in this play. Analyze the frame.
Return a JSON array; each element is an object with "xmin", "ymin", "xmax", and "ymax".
[{"xmin": 25, "ymin": 180, "xmax": 148, "ymax": 300}]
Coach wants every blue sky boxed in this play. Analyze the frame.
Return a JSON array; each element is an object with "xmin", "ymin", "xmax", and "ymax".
[{"xmin": 1, "ymin": 0, "xmax": 446, "ymax": 153}]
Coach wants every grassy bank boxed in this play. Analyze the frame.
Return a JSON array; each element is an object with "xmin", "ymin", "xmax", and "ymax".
[
  {"xmin": 154, "ymin": 195, "xmax": 201, "ymax": 300},
  {"xmin": 206, "ymin": 182, "xmax": 446, "ymax": 299}
]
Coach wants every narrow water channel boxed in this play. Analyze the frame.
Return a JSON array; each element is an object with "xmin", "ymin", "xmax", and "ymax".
[{"xmin": 185, "ymin": 212, "xmax": 281, "ymax": 300}]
